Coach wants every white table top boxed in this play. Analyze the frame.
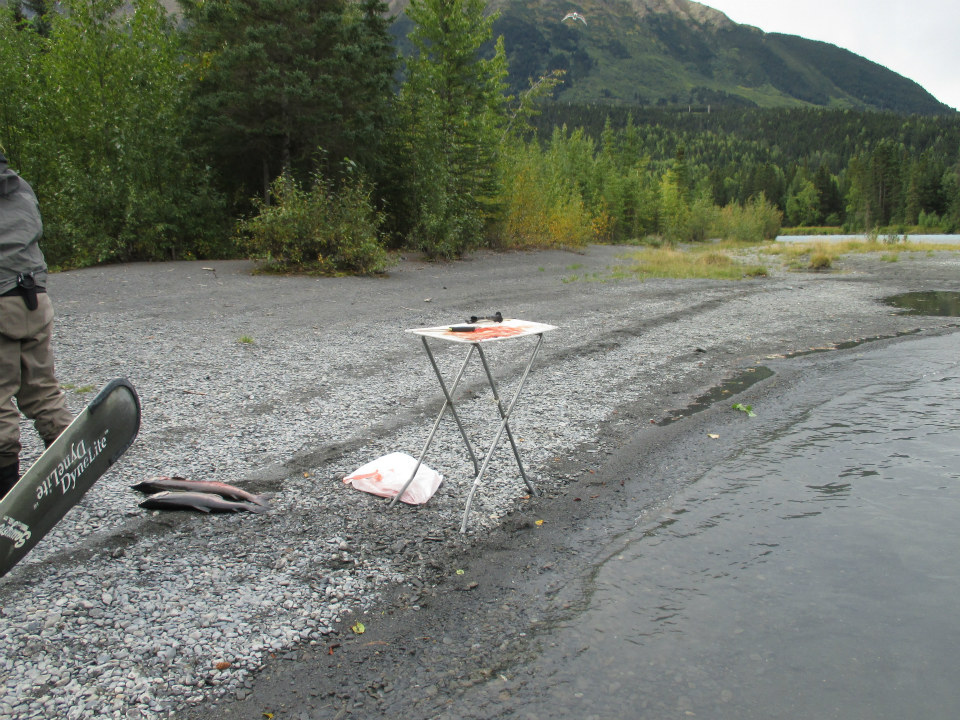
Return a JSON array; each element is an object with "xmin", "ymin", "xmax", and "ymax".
[{"xmin": 406, "ymin": 318, "xmax": 557, "ymax": 344}]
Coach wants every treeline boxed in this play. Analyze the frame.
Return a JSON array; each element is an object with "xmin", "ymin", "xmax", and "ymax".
[
  {"xmin": 533, "ymin": 105, "xmax": 960, "ymax": 230},
  {"xmin": 2, "ymin": 1, "xmax": 958, "ymax": 274},
  {"xmin": 535, "ymin": 105, "xmax": 960, "ymax": 173}
]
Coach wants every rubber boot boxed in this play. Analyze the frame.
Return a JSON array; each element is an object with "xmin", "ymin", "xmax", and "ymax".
[{"xmin": 0, "ymin": 460, "xmax": 19, "ymax": 499}]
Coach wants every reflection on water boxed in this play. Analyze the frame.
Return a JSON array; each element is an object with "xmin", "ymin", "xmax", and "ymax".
[
  {"xmin": 884, "ymin": 290, "xmax": 960, "ymax": 317},
  {"xmin": 512, "ymin": 332, "xmax": 960, "ymax": 720},
  {"xmin": 659, "ymin": 366, "xmax": 774, "ymax": 425}
]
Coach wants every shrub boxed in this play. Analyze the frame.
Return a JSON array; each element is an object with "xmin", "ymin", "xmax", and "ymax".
[
  {"xmin": 680, "ymin": 198, "xmax": 719, "ymax": 242},
  {"xmin": 716, "ymin": 193, "xmax": 783, "ymax": 243},
  {"xmin": 413, "ymin": 191, "xmax": 485, "ymax": 260},
  {"xmin": 809, "ymin": 252, "xmax": 832, "ymax": 270},
  {"xmin": 753, "ymin": 194, "xmax": 784, "ymax": 240},
  {"xmin": 240, "ymin": 172, "xmax": 388, "ymax": 275},
  {"xmin": 916, "ymin": 211, "xmax": 941, "ymax": 231},
  {"xmin": 497, "ymin": 150, "xmax": 592, "ymax": 249}
]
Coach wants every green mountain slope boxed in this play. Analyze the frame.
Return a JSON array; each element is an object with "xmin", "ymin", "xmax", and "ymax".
[{"xmin": 390, "ymin": 0, "xmax": 953, "ymax": 114}]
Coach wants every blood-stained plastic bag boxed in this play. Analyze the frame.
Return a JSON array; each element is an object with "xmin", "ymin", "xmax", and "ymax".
[{"xmin": 343, "ymin": 452, "xmax": 443, "ymax": 505}]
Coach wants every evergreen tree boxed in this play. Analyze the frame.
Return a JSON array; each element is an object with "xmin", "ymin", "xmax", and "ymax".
[
  {"xmin": 337, "ymin": 0, "xmax": 398, "ymax": 179},
  {"xmin": 903, "ymin": 161, "xmax": 923, "ymax": 225},
  {"xmin": 785, "ymin": 176, "xmax": 820, "ymax": 226},
  {"xmin": 398, "ymin": 0, "xmax": 509, "ymax": 258},
  {"xmin": 914, "ymin": 150, "xmax": 948, "ymax": 217},
  {"xmin": 944, "ymin": 162, "xmax": 960, "ymax": 231},
  {"xmin": 671, "ymin": 144, "xmax": 694, "ymax": 203},
  {"xmin": 747, "ymin": 163, "xmax": 786, "ymax": 210},
  {"xmin": 813, "ymin": 163, "xmax": 843, "ymax": 224},
  {"xmin": 181, "ymin": 0, "xmax": 396, "ymax": 207}
]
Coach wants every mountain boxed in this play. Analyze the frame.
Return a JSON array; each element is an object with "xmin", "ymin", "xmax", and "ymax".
[{"xmin": 389, "ymin": 0, "xmax": 953, "ymax": 115}]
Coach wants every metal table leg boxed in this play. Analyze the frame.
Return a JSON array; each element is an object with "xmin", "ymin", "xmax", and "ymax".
[
  {"xmin": 460, "ymin": 333, "xmax": 545, "ymax": 533},
  {"xmin": 389, "ymin": 336, "xmax": 480, "ymax": 508},
  {"xmin": 475, "ymin": 343, "xmax": 538, "ymax": 496}
]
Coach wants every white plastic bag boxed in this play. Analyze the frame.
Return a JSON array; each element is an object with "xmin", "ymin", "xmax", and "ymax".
[{"xmin": 343, "ymin": 452, "xmax": 443, "ymax": 505}]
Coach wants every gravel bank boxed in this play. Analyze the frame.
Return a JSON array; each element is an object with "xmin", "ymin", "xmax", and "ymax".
[{"xmin": 2, "ymin": 245, "xmax": 958, "ymax": 719}]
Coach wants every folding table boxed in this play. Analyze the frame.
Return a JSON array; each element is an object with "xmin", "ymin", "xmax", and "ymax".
[{"xmin": 393, "ymin": 318, "xmax": 557, "ymax": 532}]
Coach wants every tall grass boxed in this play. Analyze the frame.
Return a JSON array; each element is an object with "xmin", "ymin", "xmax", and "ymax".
[{"xmin": 612, "ymin": 245, "xmax": 768, "ymax": 280}]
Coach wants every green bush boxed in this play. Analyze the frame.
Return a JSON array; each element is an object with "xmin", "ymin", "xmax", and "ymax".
[
  {"xmin": 754, "ymin": 194, "xmax": 784, "ymax": 240},
  {"xmin": 413, "ymin": 186, "xmax": 485, "ymax": 260},
  {"xmin": 680, "ymin": 198, "xmax": 719, "ymax": 242},
  {"xmin": 809, "ymin": 252, "xmax": 832, "ymax": 270},
  {"xmin": 240, "ymin": 172, "xmax": 389, "ymax": 275},
  {"xmin": 916, "ymin": 210, "xmax": 948, "ymax": 232},
  {"xmin": 496, "ymin": 144, "xmax": 592, "ymax": 249},
  {"xmin": 42, "ymin": 155, "xmax": 231, "ymax": 267},
  {"xmin": 716, "ymin": 193, "xmax": 783, "ymax": 242}
]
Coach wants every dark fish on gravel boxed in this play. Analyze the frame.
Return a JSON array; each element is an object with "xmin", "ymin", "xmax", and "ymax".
[
  {"xmin": 131, "ymin": 476, "xmax": 270, "ymax": 506},
  {"xmin": 138, "ymin": 490, "xmax": 269, "ymax": 514}
]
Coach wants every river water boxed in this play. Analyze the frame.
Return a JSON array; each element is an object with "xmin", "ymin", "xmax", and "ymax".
[{"xmin": 501, "ymin": 331, "xmax": 960, "ymax": 719}]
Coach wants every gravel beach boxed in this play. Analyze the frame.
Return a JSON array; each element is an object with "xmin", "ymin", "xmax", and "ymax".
[{"xmin": 1, "ymin": 244, "xmax": 958, "ymax": 719}]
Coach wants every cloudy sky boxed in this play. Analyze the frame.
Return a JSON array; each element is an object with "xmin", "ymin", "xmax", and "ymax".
[{"xmin": 702, "ymin": 0, "xmax": 960, "ymax": 111}]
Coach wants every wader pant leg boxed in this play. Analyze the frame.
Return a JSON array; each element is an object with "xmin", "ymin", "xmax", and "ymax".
[
  {"xmin": 0, "ymin": 294, "xmax": 73, "ymax": 464},
  {"xmin": 0, "ymin": 325, "xmax": 21, "ymax": 467}
]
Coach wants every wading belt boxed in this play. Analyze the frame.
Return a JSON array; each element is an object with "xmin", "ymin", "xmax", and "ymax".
[{"xmin": 1, "ymin": 273, "xmax": 45, "ymax": 310}]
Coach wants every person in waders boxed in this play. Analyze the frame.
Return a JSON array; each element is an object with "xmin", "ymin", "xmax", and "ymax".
[{"xmin": 0, "ymin": 150, "xmax": 73, "ymax": 498}]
